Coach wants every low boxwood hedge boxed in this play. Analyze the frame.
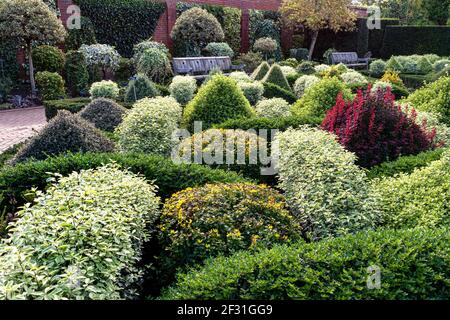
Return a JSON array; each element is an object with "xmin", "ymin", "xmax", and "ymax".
[
  {"xmin": 161, "ymin": 227, "xmax": 449, "ymax": 300},
  {"xmin": 0, "ymin": 152, "xmax": 249, "ymax": 216},
  {"xmin": 44, "ymin": 98, "xmax": 92, "ymax": 120},
  {"xmin": 215, "ymin": 115, "xmax": 322, "ymax": 131},
  {"xmin": 367, "ymin": 148, "xmax": 445, "ymax": 180}
]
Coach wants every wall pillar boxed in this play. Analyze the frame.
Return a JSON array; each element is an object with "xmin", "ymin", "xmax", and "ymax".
[
  {"xmin": 280, "ymin": 25, "xmax": 294, "ymax": 56},
  {"xmin": 240, "ymin": 8, "xmax": 250, "ymax": 53},
  {"xmin": 166, "ymin": 0, "xmax": 178, "ymax": 51}
]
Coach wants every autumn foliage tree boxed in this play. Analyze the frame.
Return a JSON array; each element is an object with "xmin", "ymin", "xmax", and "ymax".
[
  {"xmin": 280, "ymin": 0, "xmax": 357, "ymax": 60},
  {"xmin": 0, "ymin": 0, "xmax": 66, "ymax": 95}
]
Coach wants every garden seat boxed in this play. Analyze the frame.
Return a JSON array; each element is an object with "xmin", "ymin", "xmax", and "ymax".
[
  {"xmin": 173, "ymin": 56, "xmax": 245, "ymax": 79},
  {"xmin": 331, "ymin": 52, "xmax": 370, "ymax": 69}
]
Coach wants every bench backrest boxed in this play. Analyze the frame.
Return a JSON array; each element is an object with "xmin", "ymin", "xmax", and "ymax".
[
  {"xmin": 173, "ymin": 56, "xmax": 232, "ymax": 74},
  {"xmin": 331, "ymin": 52, "xmax": 359, "ymax": 64}
]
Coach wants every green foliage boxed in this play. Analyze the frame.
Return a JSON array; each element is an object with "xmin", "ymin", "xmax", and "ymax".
[
  {"xmin": 405, "ymin": 76, "xmax": 450, "ymax": 124},
  {"xmin": 381, "ymin": 26, "xmax": 450, "ymax": 58},
  {"xmin": 64, "ymin": 50, "xmax": 89, "ymax": 96},
  {"xmin": 417, "ymin": 56, "xmax": 433, "ymax": 74},
  {"xmin": 215, "ymin": 115, "xmax": 323, "ymax": 131},
  {"xmin": 0, "ymin": 77, "xmax": 13, "ymax": 102},
  {"xmin": 78, "ymin": 98, "xmax": 126, "ymax": 132},
  {"xmin": 253, "ymin": 37, "xmax": 278, "ymax": 60},
  {"xmin": 0, "ymin": 164, "xmax": 160, "ymax": 299},
  {"xmin": 262, "ymin": 64, "xmax": 291, "ymax": 91},
  {"xmin": 32, "ymin": 45, "xmax": 65, "ymax": 74},
  {"xmin": 10, "ymin": 111, "xmax": 114, "ymax": 164},
  {"xmin": 422, "ymin": 0, "xmax": 450, "ymax": 25},
  {"xmin": 171, "ymin": 7, "xmax": 224, "ymax": 57},
  {"xmin": 276, "ymin": 128, "xmax": 382, "ymax": 240},
  {"xmin": 157, "ymin": 183, "xmax": 303, "ymax": 288},
  {"xmin": 262, "ymin": 82, "xmax": 297, "ymax": 104},
  {"xmin": 237, "ymin": 81, "xmax": 264, "ymax": 106},
  {"xmin": 136, "ymin": 47, "xmax": 172, "ymax": 83},
  {"xmin": 235, "ymin": 51, "xmax": 263, "ymax": 74},
  {"xmin": 76, "ymin": 0, "xmax": 165, "ymax": 57},
  {"xmin": 204, "ymin": 42, "xmax": 234, "ymax": 58},
  {"xmin": 251, "ymin": 62, "xmax": 270, "ymax": 81},
  {"xmin": 35, "ymin": 71, "xmax": 66, "ymax": 100},
  {"xmin": 44, "ymin": 97, "xmax": 92, "ymax": 120},
  {"xmin": 293, "ymin": 75, "xmax": 320, "ymax": 98},
  {"xmin": 124, "ymin": 74, "xmax": 159, "ymax": 104},
  {"xmin": 296, "ymin": 61, "xmax": 315, "ymax": 75},
  {"xmin": 64, "ymin": 16, "xmax": 97, "ymax": 51},
  {"xmin": 169, "ymin": 75, "xmax": 197, "ymax": 105},
  {"xmin": 368, "ymin": 18, "xmax": 399, "ymax": 58},
  {"xmin": 367, "ymin": 149, "xmax": 445, "ymax": 180},
  {"xmin": 369, "ymin": 59, "xmax": 387, "ymax": 77},
  {"xmin": 223, "ymin": 7, "xmax": 241, "ymax": 53},
  {"xmin": 0, "ymin": 39, "xmax": 19, "ymax": 82},
  {"xmin": 115, "ymin": 58, "xmax": 135, "ymax": 84},
  {"xmin": 116, "ymin": 97, "xmax": 182, "ymax": 156},
  {"xmin": 0, "ymin": 152, "xmax": 248, "ymax": 218},
  {"xmin": 89, "ymin": 80, "xmax": 120, "ymax": 100},
  {"xmin": 291, "ymin": 77, "xmax": 353, "ymax": 118},
  {"xmin": 255, "ymin": 98, "xmax": 290, "ymax": 118},
  {"xmin": 162, "ymin": 228, "xmax": 449, "ymax": 300},
  {"xmin": 183, "ymin": 74, "xmax": 255, "ymax": 131},
  {"xmin": 433, "ymin": 59, "xmax": 450, "ymax": 72},
  {"xmin": 290, "ymin": 48, "xmax": 309, "ymax": 61},
  {"xmin": 373, "ymin": 151, "xmax": 450, "ymax": 230}
]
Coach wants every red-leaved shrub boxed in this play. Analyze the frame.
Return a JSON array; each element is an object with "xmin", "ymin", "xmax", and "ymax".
[{"xmin": 321, "ymin": 86, "xmax": 436, "ymax": 168}]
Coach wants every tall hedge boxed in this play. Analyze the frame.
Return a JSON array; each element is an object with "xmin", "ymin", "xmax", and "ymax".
[
  {"xmin": 368, "ymin": 18, "xmax": 399, "ymax": 58},
  {"xmin": 381, "ymin": 26, "xmax": 450, "ymax": 58},
  {"xmin": 75, "ymin": 0, "xmax": 165, "ymax": 57}
]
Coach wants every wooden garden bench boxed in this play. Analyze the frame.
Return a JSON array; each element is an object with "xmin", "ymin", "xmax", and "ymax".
[
  {"xmin": 172, "ymin": 56, "xmax": 245, "ymax": 79},
  {"xmin": 330, "ymin": 52, "xmax": 370, "ymax": 69}
]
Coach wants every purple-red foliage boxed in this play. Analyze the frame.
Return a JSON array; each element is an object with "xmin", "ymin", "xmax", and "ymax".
[{"xmin": 321, "ymin": 86, "xmax": 436, "ymax": 168}]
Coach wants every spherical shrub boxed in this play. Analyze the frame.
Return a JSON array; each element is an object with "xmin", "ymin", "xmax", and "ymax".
[
  {"xmin": 340, "ymin": 70, "xmax": 368, "ymax": 85},
  {"xmin": 157, "ymin": 183, "xmax": 303, "ymax": 285},
  {"xmin": 35, "ymin": 71, "xmax": 66, "ymax": 101},
  {"xmin": 229, "ymin": 71, "xmax": 252, "ymax": 83},
  {"xmin": 65, "ymin": 16, "xmax": 97, "ymax": 51},
  {"xmin": 374, "ymin": 150, "xmax": 449, "ymax": 230},
  {"xmin": 280, "ymin": 66, "xmax": 297, "ymax": 78},
  {"xmin": 276, "ymin": 127, "xmax": 382, "ymax": 240},
  {"xmin": 65, "ymin": 50, "xmax": 89, "ymax": 96},
  {"xmin": 255, "ymin": 98, "xmax": 290, "ymax": 118},
  {"xmin": 238, "ymin": 81, "xmax": 264, "ymax": 105},
  {"xmin": 385, "ymin": 57, "xmax": 402, "ymax": 72},
  {"xmin": 116, "ymin": 97, "xmax": 182, "ymax": 156},
  {"xmin": 405, "ymin": 76, "xmax": 450, "ymax": 124},
  {"xmin": 162, "ymin": 227, "xmax": 449, "ymax": 300},
  {"xmin": 396, "ymin": 56, "xmax": 419, "ymax": 74},
  {"xmin": 314, "ymin": 64, "xmax": 331, "ymax": 74},
  {"xmin": 89, "ymin": 80, "xmax": 119, "ymax": 100},
  {"xmin": 11, "ymin": 110, "xmax": 114, "ymax": 164},
  {"xmin": 253, "ymin": 37, "xmax": 278, "ymax": 59},
  {"xmin": 291, "ymin": 77, "xmax": 353, "ymax": 118},
  {"xmin": 32, "ymin": 45, "xmax": 65, "ymax": 73},
  {"xmin": 136, "ymin": 48, "xmax": 172, "ymax": 83},
  {"xmin": 369, "ymin": 59, "xmax": 386, "ymax": 76},
  {"xmin": 124, "ymin": 74, "xmax": 159, "ymax": 104},
  {"xmin": 235, "ymin": 51, "xmax": 263, "ymax": 73},
  {"xmin": 171, "ymin": 7, "xmax": 224, "ymax": 56},
  {"xmin": 296, "ymin": 61, "xmax": 315, "ymax": 74},
  {"xmin": 78, "ymin": 98, "xmax": 127, "ymax": 132},
  {"xmin": 0, "ymin": 164, "xmax": 159, "ymax": 300},
  {"xmin": 322, "ymin": 88, "xmax": 436, "ymax": 168},
  {"xmin": 169, "ymin": 75, "xmax": 197, "ymax": 105},
  {"xmin": 293, "ymin": 75, "xmax": 320, "ymax": 98},
  {"xmin": 251, "ymin": 61, "xmax": 270, "ymax": 81},
  {"xmin": 183, "ymin": 74, "xmax": 255, "ymax": 131},
  {"xmin": 133, "ymin": 39, "xmax": 169, "ymax": 64},
  {"xmin": 176, "ymin": 129, "xmax": 268, "ymax": 178},
  {"xmin": 280, "ymin": 58, "xmax": 299, "ymax": 68},
  {"xmin": 433, "ymin": 59, "xmax": 450, "ymax": 73},
  {"xmin": 79, "ymin": 44, "xmax": 121, "ymax": 72},
  {"xmin": 204, "ymin": 42, "xmax": 234, "ymax": 58},
  {"xmin": 262, "ymin": 64, "xmax": 291, "ymax": 91}
]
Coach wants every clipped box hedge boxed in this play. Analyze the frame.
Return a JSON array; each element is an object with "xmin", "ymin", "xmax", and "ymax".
[
  {"xmin": 0, "ymin": 152, "xmax": 249, "ymax": 216},
  {"xmin": 44, "ymin": 97, "xmax": 92, "ymax": 120},
  {"xmin": 161, "ymin": 227, "xmax": 449, "ymax": 300}
]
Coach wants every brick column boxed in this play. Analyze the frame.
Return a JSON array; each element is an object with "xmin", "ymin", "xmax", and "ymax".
[
  {"xmin": 16, "ymin": 48, "xmax": 26, "ymax": 80},
  {"xmin": 280, "ymin": 25, "xmax": 294, "ymax": 56},
  {"xmin": 165, "ymin": 0, "xmax": 178, "ymax": 51},
  {"xmin": 240, "ymin": 8, "xmax": 250, "ymax": 53}
]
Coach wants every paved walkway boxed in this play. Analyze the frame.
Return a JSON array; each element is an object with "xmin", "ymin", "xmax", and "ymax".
[{"xmin": 0, "ymin": 107, "xmax": 46, "ymax": 153}]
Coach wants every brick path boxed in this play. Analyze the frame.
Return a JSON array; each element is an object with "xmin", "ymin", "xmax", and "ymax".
[{"xmin": 0, "ymin": 107, "xmax": 46, "ymax": 153}]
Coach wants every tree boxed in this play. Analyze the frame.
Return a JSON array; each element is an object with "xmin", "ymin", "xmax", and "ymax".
[
  {"xmin": 0, "ymin": 0, "xmax": 66, "ymax": 95},
  {"xmin": 280, "ymin": 0, "xmax": 356, "ymax": 60},
  {"xmin": 422, "ymin": 0, "xmax": 450, "ymax": 25}
]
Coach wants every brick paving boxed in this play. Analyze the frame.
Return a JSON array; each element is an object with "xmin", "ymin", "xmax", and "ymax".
[{"xmin": 0, "ymin": 107, "xmax": 46, "ymax": 153}]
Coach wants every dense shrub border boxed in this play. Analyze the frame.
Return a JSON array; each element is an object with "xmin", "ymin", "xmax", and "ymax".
[
  {"xmin": 161, "ymin": 227, "xmax": 449, "ymax": 300},
  {"xmin": 0, "ymin": 152, "xmax": 249, "ymax": 215},
  {"xmin": 75, "ymin": 0, "xmax": 165, "ymax": 57}
]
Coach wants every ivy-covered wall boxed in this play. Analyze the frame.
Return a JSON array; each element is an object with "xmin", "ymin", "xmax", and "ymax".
[{"xmin": 75, "ymin": 0, "xmax": 166, "ymax": 57}]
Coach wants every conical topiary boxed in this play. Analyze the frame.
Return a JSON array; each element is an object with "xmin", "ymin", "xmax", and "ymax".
[
  {"xmin": 79, "ymin": 98, "xmax": 127, "ymax": 132},
  {"xmin": 183, "ymin": 74, "xmax": 255, "ymax": 131},
  {"xmin": 262, "ymin": 64, "xmax": 291, "ymax": 91},
  {"xmin": 124, "ymin": 73, "xmax": 160, "ymax": 104},
  {"xmin": 251, "ymin": 61, "xmax": 270, "ymax": 81},
  {"xmin": 11, "ymin": 110, "xmax": 115, "ymax": 164}
]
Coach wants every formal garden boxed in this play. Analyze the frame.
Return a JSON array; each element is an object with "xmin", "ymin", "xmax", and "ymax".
[{"xmin": 0, "ymin": 0, "xmax": 448, "ymax": 301}]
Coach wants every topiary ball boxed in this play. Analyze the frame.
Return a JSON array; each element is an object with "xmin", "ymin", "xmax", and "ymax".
[{"xmin": 78, "ymin": 98, "xmax": 127, "ymax": 132}]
